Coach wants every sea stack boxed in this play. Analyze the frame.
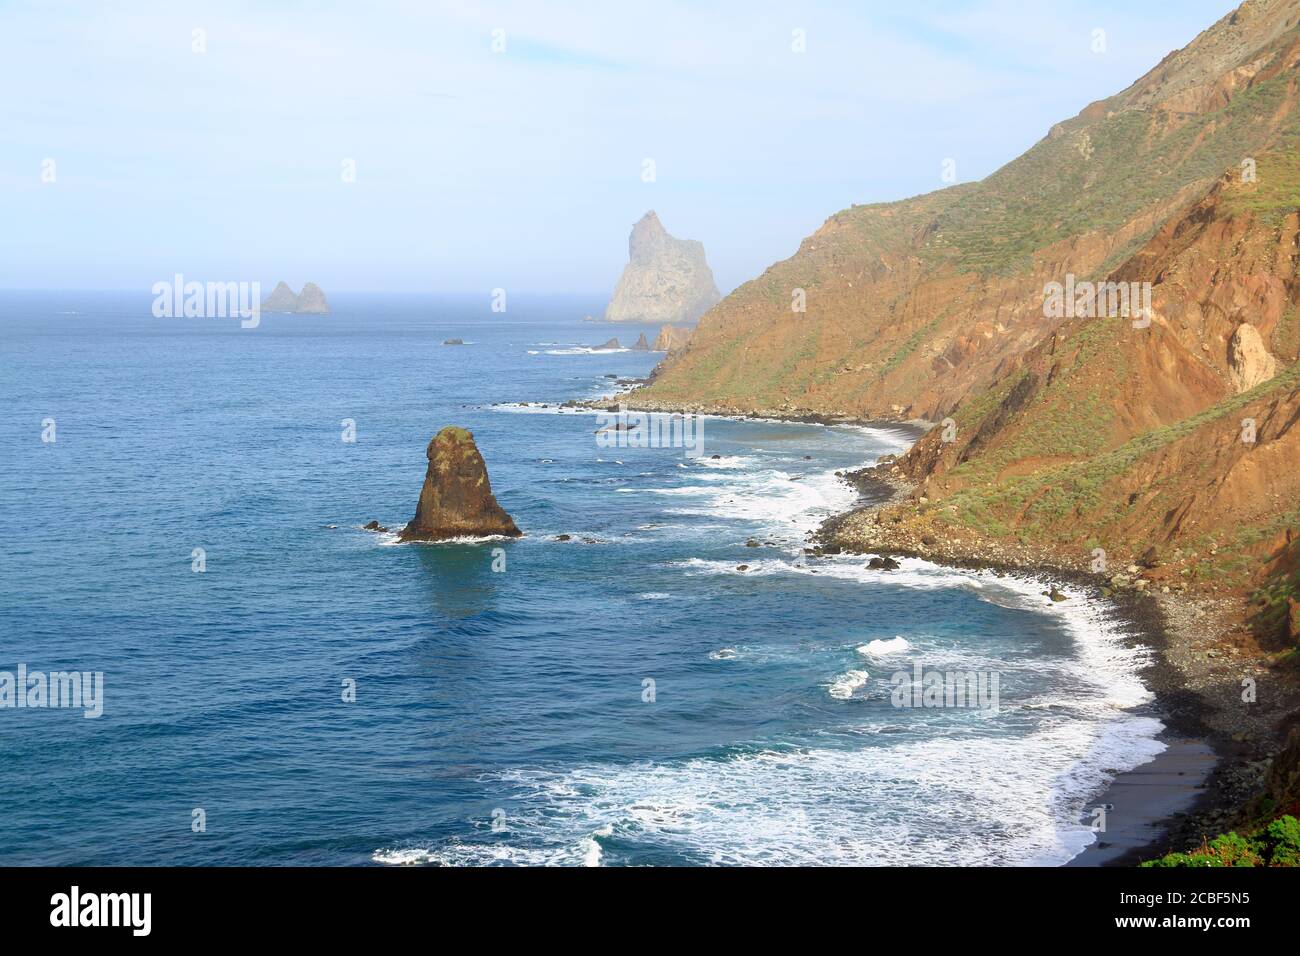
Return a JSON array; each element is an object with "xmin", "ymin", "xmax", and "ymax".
[
  {"xmin": 262, "ymin": 281, "xmax": 299, "ymax": 312},
  {"xmin": 295, "ymin": 282, "xmax": 331, "ymax": 314},
  {"xmin": 397, "ymin": 427, "xmax": 521, "ymax": 542},
  {"xmin": 604, "ymin": 211, "xmax": 720, "ymax": 324}
]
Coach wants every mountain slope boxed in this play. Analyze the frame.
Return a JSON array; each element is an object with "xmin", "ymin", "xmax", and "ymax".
[{"xmin": 635, "ymin": 0, "xmax": 1300, "ymax": 422}]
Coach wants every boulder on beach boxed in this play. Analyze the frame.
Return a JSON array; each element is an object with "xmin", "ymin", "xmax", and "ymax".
[{"xmin": 397, "ymin": 427, "xmax": 522, "ymax": 542}]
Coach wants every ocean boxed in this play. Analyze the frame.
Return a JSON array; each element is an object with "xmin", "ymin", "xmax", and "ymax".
[{"xmin": 0, "ymin": 291, "xmax": 1166, "ymax": 866}]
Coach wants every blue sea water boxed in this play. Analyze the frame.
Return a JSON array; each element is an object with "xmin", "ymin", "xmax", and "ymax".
[{"xmin": 0, "ymin": 292, "xmax": 1166, "ymax": 866}]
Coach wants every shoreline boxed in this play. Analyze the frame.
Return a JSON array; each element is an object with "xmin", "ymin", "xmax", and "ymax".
[
  {"xmin": 587, "ymin": 390, "xmax": 1289, "ymax": 868},
  {"xmin": 814, "ymin": 455, "xmax": 1295, "ymax": 866},
  {"xmin": 580, "ymin": 392, "xmax": 935, "ymax": 435},
  {"xmin": 609, "ymin": 393, "xmax": 1286, "ymax": 866}
]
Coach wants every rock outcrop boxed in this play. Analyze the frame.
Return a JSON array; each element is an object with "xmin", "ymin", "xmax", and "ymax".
[
  {"xmin": 1228, "ymin": 322, "xmax": 1278, "ymax": 393},
  {"xmin": 653, "ymin": 324, "xmax": 692, "ymax": 353},
  {"xmin": 598, "ymin": 338, "xmax": 621, "ymax": 350},
  {"xmin": 295, "ymin": 282, "xmax": 331, "ymax": 314},
  {"xmin": 261, "ymin": 281, "xmax": 299, "ymax": 312},
  {"xmin": 261, "ymin": 281, "xmax": 331, "ymax": 314},
  {"xmin": 632, "ymin": 333, "xmax": 650, "ymax": 351},
  {"xmin": 604, "ymin": 212, "xmax": 720, "ymax": 324},
  {"xmin": 397, "ymin": 427, "xmax": 521, "ymax": 542}
]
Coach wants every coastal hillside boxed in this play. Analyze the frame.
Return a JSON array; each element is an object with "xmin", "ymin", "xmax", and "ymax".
[
  {"xmin": 635, "ymin": 0, "xmax": 1300, "ymax": 422},
  {"xmin": 815, "ymin": 148, "xmax": 1300, "ymax": 858}
]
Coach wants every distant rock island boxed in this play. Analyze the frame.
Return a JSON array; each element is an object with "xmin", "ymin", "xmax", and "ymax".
[
  {"xmin": 604, "ymin": 211, "xmax": 720, "ymax": 324},
  {"xmin": 261, "ymin": 281, "xmax": 331, "ymax": 314},
  {"xmin": 397, "ymin": 427, "xmax": 521, "ymax": 542}
]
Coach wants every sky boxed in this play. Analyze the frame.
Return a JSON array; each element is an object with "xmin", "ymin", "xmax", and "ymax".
[{"xmin": 0, "ymin": 0, "xmax": 1238, "ymax": 296}]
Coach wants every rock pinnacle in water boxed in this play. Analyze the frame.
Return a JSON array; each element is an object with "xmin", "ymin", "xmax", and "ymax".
[{"xmin": 397, "ymin": 427, "xmax": 522, "ymax": 541}]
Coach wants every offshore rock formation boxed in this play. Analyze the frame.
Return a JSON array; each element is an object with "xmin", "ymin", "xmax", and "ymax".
[
  {"xmin": 653, "ymin": 324, "xmax": 693, "ymax": 353},
  {"xmin": 295, "ymin": 282, "xmax": 330, "ymax": 314},
  {"xmin": 632, "ymin": 333, "xmax": 651, "ymax": 351},
  {"xmin": 397, "ymin": 427, "xmax": 521, "ymax": 542},
  {"xmin": 261, "ymin": 281, "xmax": 299, "ymax": 312},
  {"xmin": 261, "ymin": 281, "xmax": 331, "ymax": 314},
  {"xmin": 605, "ymin": 212, "xmax": 720, "ymax": 324}
]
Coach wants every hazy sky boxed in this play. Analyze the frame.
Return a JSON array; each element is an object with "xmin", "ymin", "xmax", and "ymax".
[{"xmin": 1, "ymin": 0, "xmax": 1235, "ymax": 295}]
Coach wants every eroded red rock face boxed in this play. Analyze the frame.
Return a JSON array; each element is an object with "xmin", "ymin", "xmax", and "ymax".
[{"xmin": 398, "ymin": 427, "xmax": 521, "ymax": 542}]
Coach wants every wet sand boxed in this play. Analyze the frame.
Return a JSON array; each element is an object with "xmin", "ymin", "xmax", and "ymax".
[{"xmin": 1066, "ymin": 737, "xmax": 1217, "ymax": 866}]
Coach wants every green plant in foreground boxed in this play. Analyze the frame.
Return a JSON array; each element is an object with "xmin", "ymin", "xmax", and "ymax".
[{"xmin": 1141, "ymin": 814, "xmax": 1300, "ymax": 867}]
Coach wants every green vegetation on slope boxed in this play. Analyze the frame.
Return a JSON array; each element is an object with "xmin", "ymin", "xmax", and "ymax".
[
  {"xmin": 946, "ymin": 359, "xmax": 1300, "ymax": 545},
  {"xmin": 1142, "ymin": 815, "xmax": 1300, "ymax": 867},
  {"xmin": 932, "ymin": 70, "xmax": 1300, "ymax": 276}
]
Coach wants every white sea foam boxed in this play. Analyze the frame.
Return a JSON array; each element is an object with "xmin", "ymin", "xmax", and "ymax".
[
  {"xmin": 857, "ymin": 637, "xmax": 912, "ymax": 657},
  {"xmin": 371, "ymin": 551, "xmax": 1163, "ymax": 867},
  {"xmin": 381, "ymin": 532, "xmax": 516, "ymax": 547},
  {"xmin": 414, "ymin": 696, "xmax": 1161, "ymax": 867},
  {"xmin": 826, "ymin": 669, "xmax": 870, "ymax": 699},
  {"xmin": 543, "ymin": 346, "xmax": 628, "ymax": 355},
  {"xmin": 695, "ymin": 455, "xmax": 752, "ymax": 469},
  {"xmin": 383, "ymin": 414, "xmax": 1164, "ymax": 867}
]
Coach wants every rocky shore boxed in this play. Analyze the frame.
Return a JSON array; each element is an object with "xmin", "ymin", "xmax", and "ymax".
[
  {"xmin": 578, "ymin": 384, "xmax": 1298, "ymax": 860},
  {"xmin": 815, "ymin": 455, "xmax": 1300, "ymax": 864},
  {"xmin": 603, "ymin": 391, "xmax": 1300, "ymax": 863},
  {"xmin": 585, "ymin": 391, "xmax": 934, "ymax": 432}
]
